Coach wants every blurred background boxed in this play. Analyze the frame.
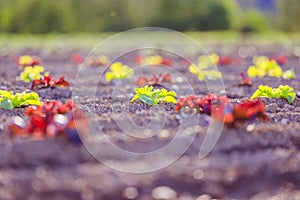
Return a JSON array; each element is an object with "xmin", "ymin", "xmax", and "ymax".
[{"xmin": 0, "ymin": 0, "xmax": 298, "ymax": 33}]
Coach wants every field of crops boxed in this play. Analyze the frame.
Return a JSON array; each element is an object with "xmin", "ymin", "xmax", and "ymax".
[{"xmin": 0, "ymin": 32, "xmax": 300, "ymax": 199}]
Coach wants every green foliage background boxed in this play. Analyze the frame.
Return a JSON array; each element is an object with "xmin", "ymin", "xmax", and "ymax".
[{"xmin": 0, "ymin": 0, "xmax": 297, "ymax": 33}]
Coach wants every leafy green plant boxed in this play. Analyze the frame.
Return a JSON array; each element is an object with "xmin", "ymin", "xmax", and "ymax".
[
  {"xmin": 189, "ymin": 64, "xmax": 222, "ymax": 81},
  {"xmin": 105, "ymin": 62, "xmax": 133, "ymax": 82},
  {"xmin": 188, "ymin": 53, "xmax": 222, "ymax": 81},
  {"xmin": 88, "ymin": 55, "xmax": 109, "ymax": 66},
  {"xmin": 250, "ymin": 85, "xmax": 296, "ymax": 104},
  {"xmin": 0, "ymin": 90, "xmax": 42, "ymax": 109},
  {"xmin": 247, "ymin": 56, "xmax": 294, "ymax": 79},
  {"xmin": 282, "ymin": 68, "xmax": 295, "ymax": 79},
  {"xmin": 130, "ymin": 85, "xmax": 177, "ymax": 106},
  {"xmin": 20, "ymin": 65, "xmax": 46, "ymax": 82},
  {"xmin": 18, "ymin": 55, "xmax": 41, "ymax": 67}
]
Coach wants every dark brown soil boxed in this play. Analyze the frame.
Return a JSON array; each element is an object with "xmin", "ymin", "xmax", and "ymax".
[{"xmin": 0, "ymin": 44, "xmax": 300, "ymax": 200}]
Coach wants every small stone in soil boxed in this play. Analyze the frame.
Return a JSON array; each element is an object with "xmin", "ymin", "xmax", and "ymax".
[
  {"xmin": 175, "ymin": 77, "xmax": 184, "ymax": 83},
  {"xmin": 196, "ymin": 194, "xmax": 212, "ymax": 200},
  {"xmin": 152, "ymin": 186, "xmax": 177, "ymax": 200},
  {"xmin": 122, "ymin": 186, "xmax": 139, "ymax": 199},
  {"xmin": 246, "ymin": 124, "xmax": 255, "ymax": 132},
  {"xmin": 193, "ymin": 169, "xmax": 204, "ymax": 180},
  {"xmin": 171, "ymin": 84, "xmax": 179, "ymax": 92},
  {"xmin": 283, "ymin": 104, "xmax": 294, "ymax": 112},
  {"xmin": 281, "ymin": 118, "xmax": 289, "ymax": 124},
  {"xmin": 266, "ymin": 103, "xmax": 277, "ymax": 113},
  {"xmin": 157, "ymin": 129, "xmax": 170, "ymax": 139}
]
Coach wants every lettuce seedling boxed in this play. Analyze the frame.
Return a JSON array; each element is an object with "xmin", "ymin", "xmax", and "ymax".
[
  {"xmin": 282, "ymin": 68, "xmax": 295, "ymax": 80},
  {"xmin": 105, "ymin": 62, "xmax": 133, "ymax": 82},
  {"xmin": 8, "ymin": 100, "xmax": 87, "ymax": 143},
  {"xmin": 20, "ymin": 65, "xmax": 45, "ymax": 82},
  {"xmin": 31, "ymin": 75, "xmax": 70, "ymax": 89},
  {"xmin": 145, "ymin": 55, "xmax": 163, "ymax": 65},
  {"xmin": 188, "ymin": 54, "xmax": 222, "ymax": 81},
  {"xmin": 247, "ymin": 56, "xmax": 294, "ymax": 79},
  {"xmin": 72, "ymin": 53, "xmax": 84, "ymax": 64},
  {"xmin": 135, "ymin": 55, "xmax": 172, "ymax": 66},
  {"xmin": 238, "ymin": 73, "xmax": 252, "ymax": 87},
  {"xmin": 136, "ymin": 73, "xmax": 173, "ymax": 87},
  {"xmin": 0, "ymin": 90, "xmax": 42, "ymax": 109},
  {"xmin": 271, "ymin": 55, "xmax": 288, "ymax": 65},
  {"xmin": 130, "ymin": 85, "xmax": 177, "ymax": 106},
  {"xmin": 217, "ymin": 56, "xmax": 232, "ymax": 66},
  {"xmin": 250, "ymin": 85, "xmax": 296, "ymax": 104},
  {"xmin": 189, "ymin": 64, "xmax": 222, "ymax": 81},
  {"xmin": 176, "ymin": 94, "xmax": 268, "ymax": 126},
  {"xmin": 88, "ymin": 55, "xmax": 109, "ymax": 66},
  {"xmin": 175, "ymin": 94, "xmax": 230, "ymax": 115},
  {"xmin": 197, "ymin": 53, "xmax": 219, "ymax": 66},
  {"xmin": 18, "ymin": 55, "xmax": 41, "ymax": 67}
]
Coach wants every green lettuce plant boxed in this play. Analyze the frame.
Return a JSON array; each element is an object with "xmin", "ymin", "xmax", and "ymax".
[
  {"xmin": 250, "ymin": 85, "xmax": 296, "ymax": 104},
  {"xmin": 247, "ymin": 56, "xmax": 295, "ymax": 79},
  {"xmin": 105, "ymin": 62, "xmax": 133, "ymax": 82},
  {"xmin": 20, "ymin": 65, "xmax": 46, "ymax": 82},
  {"xmin": 189, "ymin": 64, "xmax": 222, "ymax": 81},
  {"xmin": 282, "ymin": 68, "xmax": 295, "ymax": 80},
  {"xmin": 0, "ymin": 90, "xmax": 42, "ymax": 109},
  {"xmin": 130, "ymin": 85, "xmax": 177, "ymax": 106},
  {"xmin": 188, "ymin": 53, "xmax": 222, "ymax": 81}
]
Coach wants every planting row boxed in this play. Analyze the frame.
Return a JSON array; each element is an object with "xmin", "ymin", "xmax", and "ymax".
[{"xmin": 0, "ymin": 54, "xmax": 298, "ymax": 144}]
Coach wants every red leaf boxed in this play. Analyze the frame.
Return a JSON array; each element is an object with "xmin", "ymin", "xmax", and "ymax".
[
  {"xmin": 136, "ymin": 76, "xmax": 149, "ymax": 87},
  {"xmin": 72, "ymin": 53, "xmax": 83, "ymax": 64},
  {"xmin": 176, "ymin": 94, "xmax": 268, "ymax": 126},
  {"xmin": 136, "ymin": 73, "xmax": 173, "ymax": 86},
  {"xmin": 218, "ymin": 56, "xmax": 232, "ymax": 65},
  {"xmin": 233, "ymin": 99, "xmax": 268, "ymax": 122},
  {"xmin": 161, "ymin": 58, "xmax": 172, "ymax": 66},
  {"xmin": 238, "ymin": 73, "xmax": 252, "ymax": 87},
  {"xmin": 31, "ymin": 75, "xmax": 70, "ymax": 89},
  {"xmin": 9, "ymin": 100, "xmax": 86, "ymax": 143}
]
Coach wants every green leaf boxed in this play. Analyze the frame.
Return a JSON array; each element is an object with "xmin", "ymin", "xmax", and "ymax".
[
  {"xmin": 287, "ymin": 95, "xmax": 295, "ymax": 104},
  {"xmin": 105, "ymin": 62, "xmax": 133, "ymax": 82},
  {"xmin": 20, "ymin": 99, "xmax": 43, "ymax": 106},
  {"xmin": 282, "ymin": 68, "xmax": 295, "ymax": 79},
  {"xmin": 0, "ymin": 90, "xmax": 42, "ymax": 109},
  {"xmin": 140, "ymin": 94, "xmax": 156, "ymax": 105},
  {"xmin": 130, "ymin": 85, "xmax": 177, "ymax": 106},
  {"xmin": 0, "ymin": 99, "xmax": 13, "ymax": 110},
  {"xmin": 19, "ymin": 66, "xmax": 45, "ymax": 82},
  {"xmin": 162, "ymin": 96, "xmax": 177, "ymax": 104},
  {"xmin": 251, "ymin": 84, "xmax": 296, "ymax": 104},
  {"xmin": 105, "ymin": 72, "xmax": 114, "ymax": 82},
  {"xmin": 247, "ymin": 56, "xmax": 284, "ymax": 78},
  {"xmin": 130, "ymin": 95, "xmax": 140, "ymax": 103}
]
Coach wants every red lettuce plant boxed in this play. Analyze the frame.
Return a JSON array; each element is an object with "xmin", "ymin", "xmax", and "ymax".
[
  {"xmin": 217, "ymin": 56, "xmax": 232, "ymax": 66},
  {"xmin": 175, "ymin": 94, "xmax": 229, "ymax": 114},
  {"xmin": 87, "ymin": 55, "xmax": 109, "ymax": 66},
  {"xmin": 231, "ymin": 99, "xmax": 268, "ymax": 124},
  {"xmin": 9, "ymin": 100, "xmax": 87, "ymax": 144},
  {"xmin": 270, "ymin": 55, "xmax": 287, "ymax": 65},
  {"xmin": 31, "ymin": 75, "xmax": 70, "ymax": 89},
  {"xmin": 136, "ymin": 73, "xmax": 173, "ymax": 87},
  {"xmin": 72, "ymin": 53, "xmax": 84, "ymax": 65},
  {"xmin": 176, "ymin": 94, "xmax": 268, "ymax": 126},
  {"xmin": 238, "ymin": 73, "xmax": 252, "ymax": 87}
]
